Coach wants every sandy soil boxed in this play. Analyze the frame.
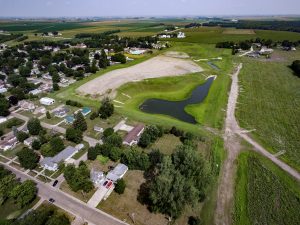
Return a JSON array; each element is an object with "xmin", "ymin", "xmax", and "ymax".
[{"xmin": 77, "ymin": 55, "xmax": 203, "ymax": 97}]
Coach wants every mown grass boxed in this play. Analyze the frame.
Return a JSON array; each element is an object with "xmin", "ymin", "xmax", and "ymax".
[
  {"xmin": 233, "ymin": 151, "xmax": 300, "ymax": 225},
  {"xmin": 236, "ymin": 50, "xmax": 300, "ymax": 170}
]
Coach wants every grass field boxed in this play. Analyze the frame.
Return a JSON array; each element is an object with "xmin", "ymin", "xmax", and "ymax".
[
  {"xmin": 233, "ymin": 151, "xmax": 300, "ymax": 225},
  {"xmin": 236, "ymin": 50, "xmax": 300, "ymax": 170}
]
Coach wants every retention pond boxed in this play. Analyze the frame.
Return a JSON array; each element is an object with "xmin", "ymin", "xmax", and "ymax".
[{"xmin": 140, "ymin": 76, "xmax": 215, "ymax": 124}]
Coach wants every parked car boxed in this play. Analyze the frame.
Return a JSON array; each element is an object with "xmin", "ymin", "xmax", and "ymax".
[
  {"xmin": 49, "ymin": 198, "xmax": 55, "ymax": 203},
  {"xmin": 52, "ymin": 180, "xmax": 58, "ymax": 187},
  {"xmin": 103, "ymin": 180, "xmax": 108, "ymax": 186}
]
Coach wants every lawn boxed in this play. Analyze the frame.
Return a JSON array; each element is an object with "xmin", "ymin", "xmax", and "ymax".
[
  {"xmin": 148, "ymin": 134, "xmax": 182, "ymax": 155},
  {"xmin": 236, "ymin": 50, "xmax": 300, "ymax": 170},
  {"xmin": 97, "ymin": 155, "xmax": 109, "ymax": 164},
  {"xmin": 0, "ymin": 197, "xmax": 40, "ymax": 220},
  {"xmin": 233, "ymin": 151, "xmax": 300, "ymax": 225},
  {"xmin": 98, "ymin": 170, "xmax": 168, "ymax": 225},
  {"xmin": 0, "ymin": 118, "xmax": 24, "ymax": 135},
  {"xmin": 60, "ymin": 180, "xmax": 96, "ymax": 203}
]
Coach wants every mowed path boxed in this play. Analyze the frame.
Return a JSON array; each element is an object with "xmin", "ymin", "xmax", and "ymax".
[
  {"xmin": 77, "ymin": 55, "xmax": 203, "ymax": 97},
  {"xmin": 215, "ymin": 63, "xmax": 300, "ymax": 225}
]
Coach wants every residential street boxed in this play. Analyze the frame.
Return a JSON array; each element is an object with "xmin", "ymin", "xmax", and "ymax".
[{"xmin": 0, "ymin": 162, "xmax": 128, "ymax": 225}]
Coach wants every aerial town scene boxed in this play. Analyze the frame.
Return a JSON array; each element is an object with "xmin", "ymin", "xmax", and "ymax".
[{"xmin": 0, "ymin": 0, "xmax": 299, "ymax": 225}]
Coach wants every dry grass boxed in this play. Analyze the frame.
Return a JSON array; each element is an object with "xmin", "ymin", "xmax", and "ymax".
[
  {"xmin": 98, "ymin": 170, "xmax": 168, "ymax": 225},
  {"xmin": 222, "ymin": 28, "xmax": 256, "ymax": 35},
  {"xmin": 150, "ymin": 134, "xmax": 182, "ymax": 155},
  {"xmin": 60, "ymin": 181, "xmax": 96, "ymax": 203}
]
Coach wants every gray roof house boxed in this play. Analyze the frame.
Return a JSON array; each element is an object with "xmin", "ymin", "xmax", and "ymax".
[
  {"xmin": 40, "ymin": 146, "xmax": 78, "ymax": 171},
  {"xmin": 106, "ymin": 163, "xmax": 128, "ymax": 182}
]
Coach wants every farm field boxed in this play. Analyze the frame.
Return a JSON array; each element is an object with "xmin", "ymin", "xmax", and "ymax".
[
  {"xmin": 236, "ymin": 50, "xmax": 300, "ymax": 170},
  {"xmin": 233, "ymin": 151, "xmax": 300, "ymax": 225}
]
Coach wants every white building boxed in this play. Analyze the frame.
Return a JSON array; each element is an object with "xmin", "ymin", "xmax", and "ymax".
[
  {"xmin": 0, "ymin": 116, "xmax": 8, "ymax": 124},
  {"xmin": 18, "ymin": 100, "xmax": 35, "ymax": 111},
  {"xmin": 29, "ymin": 89, "xmax": 42, "ymax": 95},
  {"xmin": 0, "ymin": 88, "xmax": 7, "ymax": 94},
  {"xmin": 177, "ymin": 32, "xmax": 186, "ymax": 38},
  {"xmin": 39, "ymin": 97, "xmax": 55, "ymax": 106},
  {"xmin": 106, "ymin": 163, "xmax": 128, "ymax": 182}
]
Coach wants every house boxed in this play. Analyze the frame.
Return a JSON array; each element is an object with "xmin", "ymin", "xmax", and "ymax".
[
  {"xmin": 259, "ymin": 47, "xmax": 273, "ymax": 55},
  {"xmin": 0, "ymin": 116, "xmax": 7, "ymax": 124},
  {"xmin": 74, "ymin": 43, "xmax": 87, "ymax": 49},
  {"xmin": 54, "ymin": 107, "xmax": 69, "ymax": 118},
  {"xmin": 81, "ymin": 107, "xmax": 91, "ymax": 116},
  {"xmin": 65, "ymin": 115, "xmax": 75, "ymax": 124},
  {"xmin": 29, "ymin": 89, "xmax": 42, "ymax": 96},
  {"xmin": 106, "ymin": 163, "xmax": 128, "ymax": 182},
  {"xmin": 40, "ymin": 97, "xmax": 55, "ymax": 106},
  {"xmin": 94, "ymin": 126, "xmax": 104, "ymax": 133},
  {"xmin": 177, "ymin": 32, "xmax": 186, "ymax": 38},
  {"xmin": 18, "ymin": 100, "xmax": 35, "ymax": 111},
  {"xmin": 159, "ymin": 34, "xmax": 171, "ymax": 39},
  {"xmin": 24, "ymin": 136, "xmax": 36, "ymax": 147},
  {"xmin": 90, "ymin": 169, "xmax": 105, "ymax": 186},
  {"xmin": 0, "ymin": 136, "xmax": 18, "ymax": 151},
  {"xmin": 0, "ymin": 88, "xmax": 7, "ymax": 94},
  {"xmin": 123, "ymin": 124, "xmax": 145, "ymax": 146},
  {"xmin": 33, "ymin": 106, "xmax": 46, "ymax": 115},
  {"xmin": 42, "ymin": 73, "xmax": 52, "ymax": 80},
  {"xmin": 40, "ymin": 146, "xmax": 79, "ymax": 171}
]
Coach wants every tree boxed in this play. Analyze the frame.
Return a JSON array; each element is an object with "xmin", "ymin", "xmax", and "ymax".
[
  {"xmin": 46, "ymin": 111, "xmax": 51, "ymax": 119},
  {"xmin": 16, "ymin": 131, "xmax": 29, "ymax": 142},
  {"xmin": 98, "ymin": 49, "xmax": 109, "ymax": 69},
  {"xmin": 53, "ymin": 82, "xmax": 60, "ymax": 91},
  {"xmin": 111, "ymin": 53, "xmax": 126, "ymax": 64},
  {"xmin": 17, "ymin": 147, "xmax": 39, "ymax": 169},
  {"xmin": 188, "ymin": 216, "xmax": 201, "ymax": 225},
  {"xmin": 46, "ymin": 214, "xmax": 70, "ymax": 225},
  {"xmin": 0, "ymin": 174, "xmax": 18, "ymax": 205},
  {"xmin": 103, "ymin": 127, "xmax": 114, "ymax": 139},
  {"xmin": 99, "ymin": 98, "xmax": 114, "ymax": 119},
  {"xmin": 32, "ymin": 139, "xmax": 41, "ymax": 150},
  {"xmin": 66, "ymin": 127, "xmax": 83, "ymax": 144},
  {"xmin": 109, "ymin": 147, "xmax": 122, "ymax": 162},
  {"xmin": 0, "ymin": 97, "xmax": 10, "ymax": 117},
  {"xmin": 19, "ymin": 66, "xmax": 31, "ymax": 77},
  {"xmin": 10, "ymin": 180, "xmax": 37, "ymax": 208},
  {"xmin": 115, "ymin": 178, "xmax": 126, "ymax": 194},
  {"xmin": 138, "ymin": 132, "xmax": 151, "ymax": 148},
  {"xmin": 73, "ymin": 112, "xmax": 87, "ymax": 131},
  {"xmin": 27, "ymin": 118, "xmax": 42, "ymax": 135},
  {"xmin": 50, "ymin": 136, "xmax": 65, "ymax": 155},
  {"xmin": 87, "ymin": 146, "xmax": 98, "ymax": 160},
  {"xmin": 8, "ymin": 95, "xmax": 18, "ymax": 106},
  {"xmin": 290, "ymin": 60, "xmax": 300, "ymax": 77},
  {"xmin": 121, "ymin": 148, "xmax": 150, "ymax": 171},
  {"xmin": 104, "ymin": 133, "xmax": 122, "ymax": 148}
]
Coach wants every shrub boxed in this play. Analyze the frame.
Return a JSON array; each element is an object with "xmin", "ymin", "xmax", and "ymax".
[{"xmin": 115, "ymin": 178, "xmax": 126, "ymax": 194}]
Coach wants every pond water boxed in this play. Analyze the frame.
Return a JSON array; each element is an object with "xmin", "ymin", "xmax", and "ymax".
[
  {"xmin": 207, "ymin": 61, "xmax": 220, "ymax": 70},
  {"xmin": 139, "ymin": 77, "xmax": 215, "ymax": 124}
]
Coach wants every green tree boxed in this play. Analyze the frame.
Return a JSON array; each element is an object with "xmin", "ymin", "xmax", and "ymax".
[
  {"xmin": 98, "ymin": 49, "xmax": 109, "ymax": 69},
  {"xmin": 50, "ymin": 136, "xmax": 65, "ymax": 155},
  {"xmin": 99, "ymin": 98, "xmax": 114, "ymax": 119},
  {"xmin": 46, "ymin": 111, "xmax": 51, "ymax": 119},
  {"xmin": 0, "ymin": 97, "xmax": 10, "ymax": 116},
  {"xmin": 66, "ymin": 127, "xmax": 83, "ymax": 144},
  {"xmin": 0, "ymin": 174, "xmax": 18, "ymax": 205},
  {"xmin": 115, "ymin": 178, "xmax": 126, "ymax": 194},
  {"xmin": 17, "ymin": 147, "xmax": 39, "ymax": 169},
  {"xmin": 10, "ymin": 180, "xmax": 37, "ymax": 208},
  {"xmin": 16, "ymin": 131, "xmax": 29, "ymax": 142},
  {"xmin": 103, "ymin": 127, "xmax": 114, "ymax": 138},
  {"xmin": 73, "ymin": 112, "xmax": 87, "ymax": 132},
  {"xmin": 32, "ymin": 139, "xmax": 41, "ymax": 150},
  {"xmin": 110, "ymin": 147, "xmax": 122, "ymax": 162},
  {"xmin": 53, "ymin": 82, "xmax": 60, "ymax": 91},
  {"xmin": 104, "ymin": 133, "xmax": 122, "ymax": 148},
  {"xmin": 27, "ymin": 118, "xmax": 42, "ymax": 135},
  {"xmin": 46, "ymin": 214, "xmax": 70, "ymax": 225},
  {"xmin": 111, "ymin": 53, "xmax": 126, "ymax": 64}
]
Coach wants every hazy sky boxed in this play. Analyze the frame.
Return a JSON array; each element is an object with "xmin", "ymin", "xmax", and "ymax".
[{"xmin": 0, "ymin": 0, "xmax": 299, "ymax": 17}]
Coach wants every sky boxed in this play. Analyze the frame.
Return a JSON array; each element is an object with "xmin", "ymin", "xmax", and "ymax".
[{"xmin": 0, "ymin": 0, "xmax": 299, "ymax": 17}]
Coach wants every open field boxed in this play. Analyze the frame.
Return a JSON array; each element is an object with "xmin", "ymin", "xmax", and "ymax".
[
  {"xmin": 233, "ymin": 151, "xmax": 300, "ymax": 225},
  {"xmin": 222, "ymin": 28, "xmax": 256, "ymax": 35},
  {"xmin": 77, "ymin": 54, "xmax": 203, "ymax": 97},
  {"xmin": 236, "ymin": 50, "xmax": 300, "ymax": 170},
  {"xmin": 170, "ymin": 27, "xmax": 300, "ymax": 44}
]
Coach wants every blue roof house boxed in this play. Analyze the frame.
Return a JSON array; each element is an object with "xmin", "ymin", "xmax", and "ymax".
[
  {"xmin": 81, "ymin": 107, "xmax": 91, "ymax": 116},
  {"xmin": 65, "ymin": 115, "xmax": 75, "ymax": 124}
]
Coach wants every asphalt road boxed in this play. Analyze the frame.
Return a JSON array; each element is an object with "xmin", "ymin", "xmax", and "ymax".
[{"xmin": 1, "ymin": 162, "xmax": 128, "ymax": 225}]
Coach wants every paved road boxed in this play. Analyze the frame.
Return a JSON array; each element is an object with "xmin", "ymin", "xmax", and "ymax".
[{"xmin": 1, "ymin": 162, "xmax": 128, "ymax": 225}]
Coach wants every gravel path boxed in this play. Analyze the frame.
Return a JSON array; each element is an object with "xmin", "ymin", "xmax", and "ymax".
[
  {"xmin": 77, "ymin": 55, "xmax": 203, "ymax": 97},
  {"xmin": 215, "ymin": 63, "xmax": 300, "ymax": 225}
]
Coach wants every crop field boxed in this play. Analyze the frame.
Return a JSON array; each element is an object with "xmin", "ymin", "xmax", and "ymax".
[
  {"xmin": 171, "ymin": 27, "xmax": 300, "ymax": 44},
  {"xmin": 234, "ymin": 151, "xmax": 300, "ymax": 225},
  {"xmin": 236, "ymin": 50, "xmax": 300, "ymax": 170}
]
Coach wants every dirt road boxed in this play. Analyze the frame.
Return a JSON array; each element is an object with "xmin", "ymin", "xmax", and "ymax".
[
  {"xmin": 215, "ymin": 63, "xmax": 300, "ymax": 225},
  {"xmin": 77, "ymin": 55, "xmax": 203, "ymax": 97}
]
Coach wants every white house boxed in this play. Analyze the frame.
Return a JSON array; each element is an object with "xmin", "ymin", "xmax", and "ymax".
[
  {"xmin": 0, "ymin": 117, "xmax": 7, "ymax": 124},
  {"xmin": 39, "ymin": 97, "xmax": 55, "ymax": 106},
  {"xmin": 106, "ymin": 163, "xmax": 128, "ymax": 182},
  {"xmin": 0, "ymin": 88, "xmax": 7, "ymax": 94},
  {"xmin": 177, "ymin": 32, "xmax": 186, "ymax": 38},
  {"xmin": 0, "ymin": 136, "xmax": 18, "ymax": 151},
  {"xmin": 90, "ymin": 169, "xmax": 105, "ymax": 186},
  {"xmin": 29, "ymin": 89, "xmax": 42, "ymax": 96},
  {"xmin": 40, "ymin": 146, "xmax": 79, "ymax": 171}
]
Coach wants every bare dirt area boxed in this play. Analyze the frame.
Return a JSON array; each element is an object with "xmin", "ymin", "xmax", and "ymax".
[
  {"xmin": 222, "ymin": 28, "xmax": 256, "ymax": 35},
  {"xmin": 163, "ymin": 51, "xmax": 190, "ymax": 58},
  {"xmin": 77, "ymin": 55, "xmax": 203, "ymax": 97}
]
